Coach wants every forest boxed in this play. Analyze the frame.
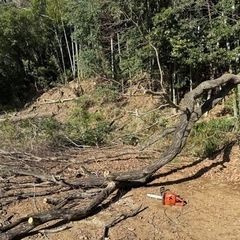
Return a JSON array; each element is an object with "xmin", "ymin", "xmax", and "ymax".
[{"xmin": 0, "ymin": 0, "xmax": 239, "ymax": 109}]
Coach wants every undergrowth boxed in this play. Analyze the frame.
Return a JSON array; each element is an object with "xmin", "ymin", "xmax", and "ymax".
[
  {"xmin": 0, "ymin": 118, "xmax": 61, "ymax": 151},
  {"xmin": 62, "ymin": 106, "xmax": 112, "ymax": 146},
  {"xmin": 0, "ymin": 83, "xmax": 119, "ymax": 150},
  {"xmin": 186, "ymin": 117, "xmax": 238, "ymax": 157},
  {"xmin": 0, "ymin": 107, "xmax": 112, "ymax": 151},
  {"xmin": 0, "ymin": 81, "xmax": 238, "ymax": 154}
]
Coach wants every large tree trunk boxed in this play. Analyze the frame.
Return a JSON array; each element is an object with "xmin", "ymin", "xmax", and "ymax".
[{"xmin": 0, "ymin": 73, "xmax": 240, "ymax": 239}]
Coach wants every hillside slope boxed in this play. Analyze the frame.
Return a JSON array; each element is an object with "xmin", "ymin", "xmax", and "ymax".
[{"xmin": 0, "ymin": 79, "xmax": 239, "ymax": 240}]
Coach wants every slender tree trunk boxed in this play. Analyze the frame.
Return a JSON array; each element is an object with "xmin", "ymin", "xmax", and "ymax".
[
  {"xmin": 75, "ymin": 40, "xmax": 80, "ymax": 81},
  {"xmin": 117, "ymin": 32, "xmax": 124, "ymax": 93},
  {"xmin": 233, "ymin": 85, "xmax": 240, "ymax": 123},
  {"xmin": 71, "ymin": 34, "xmax": 76, "ymax": 79},
  {"xmin": 61, "ymin": 18, "xmax": 74, "ymax": 78},
  {"xmin": 54, "ymin": 29, "xmax": 66, "ymax": 83},
  {"xmin": 171, "ymin": 60, "xmax": 177, "ymax": 113},
  {"xmin": 190, "ymin": 65, "xmax": 193, "ymax": 91},
  {"xmin": 110, "ymin": 36, "xmax": 115, "ymax": 79},
  {"xmin": 79, "ymin": 43, "xmax": 83, "ymax": 79}
]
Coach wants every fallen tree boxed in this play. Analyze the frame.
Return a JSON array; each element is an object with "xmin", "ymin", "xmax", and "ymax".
[{"xmin": 0, "ymin": 73, "xmax": 239, "ymax": 239}]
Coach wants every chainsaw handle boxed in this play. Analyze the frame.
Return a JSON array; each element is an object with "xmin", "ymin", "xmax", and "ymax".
[{"xmin": 160, "ymin": 187, "xmax": 170, "ymax": 196}]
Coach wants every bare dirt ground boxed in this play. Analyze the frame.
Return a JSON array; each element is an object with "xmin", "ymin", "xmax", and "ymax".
[
  {"xmin": 1, "ymin": 144, "xmax": 239, "ymax": 240},
  {"xmin": 0, "ymin": 80, "xmax": 240, "ymax": 239}
]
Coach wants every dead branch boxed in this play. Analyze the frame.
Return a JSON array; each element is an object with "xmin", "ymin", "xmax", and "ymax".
[
  {"xmin": 61, "ymin": 134, "xmax": 91, "ymax": 148},
  {"xmin": 0, "ymin": 149, "xmax": 69, "ymax": 162},
  {"xmin": 0, "ymin": 97, "xmax": 78, "ymax": 123},
  {"xmin": 38, "ymin": 97, "xmax": 80, "ymax": 105},
  {"xmin": 0, "ymin": 165, "xmax": 108, "ymax": 188},
  {"xmin": 0, "ymin": 112, "xmax": 54, "ymax": 123},
  {"xmin": 0, "ymin": 186, "xmax": 67, "ymax": 200},
  {"xmin": 43, "ymin": 189, "xmax": 101, "ymax": 206},
  {"xmin": 0, "ymin": 182, "xmax": 117, "ymax": 240},
  {"xmin": 68, "ymin": 149, "xmax": 157, "ymax": 164},
  {"xmin": 38, "ymin": 225, "xmax": 70, "ymax": 234},
  {"xmin": 139, "ymin": 127, "xmax": 176, "ymax": 150},
  {"xmin": 102, "ymin": 205, "xmax": 147, "ymax": 240},
  {"xmin": 0, "ymin": 145, "xmax": 155, "ymax": 166}
]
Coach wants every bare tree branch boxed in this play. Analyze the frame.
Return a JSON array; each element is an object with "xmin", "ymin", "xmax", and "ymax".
[{"xmin": 102, "ymin": 205, "xmax": 147, "ymax": 239}]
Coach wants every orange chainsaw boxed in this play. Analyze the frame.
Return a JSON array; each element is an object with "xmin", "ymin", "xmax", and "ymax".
[{"xmin": 147, "ymin": 187, "xmax": 187, "ymax": 206}]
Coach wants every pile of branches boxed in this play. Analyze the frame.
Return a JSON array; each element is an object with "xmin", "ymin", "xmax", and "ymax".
[{"xmin": 0, "ymin": 74, "xmax": 239, "ymax": 240}]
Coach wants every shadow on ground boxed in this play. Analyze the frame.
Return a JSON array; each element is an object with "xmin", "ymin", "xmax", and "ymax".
[{"xmin": 147, "ymin": 141, "xmax": 235, "ymax": 187}]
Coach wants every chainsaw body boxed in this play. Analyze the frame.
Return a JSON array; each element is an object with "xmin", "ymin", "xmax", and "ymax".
[{"xmin": 161, "ymin": 188, "xmax": 186, "ymax": 206}]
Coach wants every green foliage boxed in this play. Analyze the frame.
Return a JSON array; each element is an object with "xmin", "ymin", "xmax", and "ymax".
[
  {"xmin": 122, "ymin": 133, "xmax": 139, "ymax": 146},
  {"xmin": 75, "ymin": 95, "xmax": 95, "ymax": 109},
  {"xmin": 65, "ymin": 0, "xmax": 106, "ymax": 77},
  {"xmin": 93, "ymin": 84, "xmax": 120, "ymax": 104},
  {"xmin": 0, "ymin": 117, "xmax": 60, "ymax": 150},
  {"xmin": 63, "ymin": 106, "xmax": 112, "ymax": 146},
  {"xmin": 0, "ymin": 108, "xmax": 112, "ymax": 149},
  {"xmin": 0, "ymin": 82, "xmax": 117, "ymax": 148},
  {"xmin": 0, "ymin": 0, "xmax": 240, "ymax": 110},
  {"xmin": 75, "ymin": 83, "xmax": 120, "ymax": 107},
  {"xmin": 141, "ymin": 110, "xmax": 169, "ymax": 134},
  {"xmin": 0, "ymin": 1, "xmax": 60, "ymax": 107},
  {"xmin": 33, "ymin": 118, "xmax": 61, "ymax": 141},
  {"xmin": 151, "ymin": 0, "xmax": 239, "ymax": 84},
  {"xmin": 221, "ymin": 93, "xmax": 235, "ymax": 116},
  {"xmin": 187, "ymin": 118, "xmax": 237, "ymax": 157},
  {"xmin": 0, "ymin": 120, "xmax": 22, "ymax": 148}
]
